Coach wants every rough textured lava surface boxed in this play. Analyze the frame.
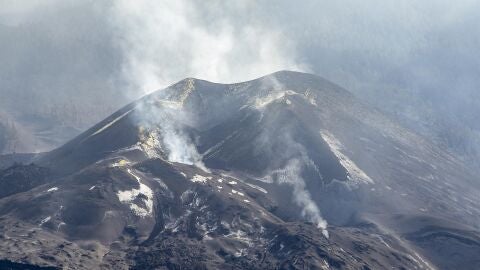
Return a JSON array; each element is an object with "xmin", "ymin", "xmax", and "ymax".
[{"xmin": 0, "ymin": 71, "xmax": 479, "ymax": 269}]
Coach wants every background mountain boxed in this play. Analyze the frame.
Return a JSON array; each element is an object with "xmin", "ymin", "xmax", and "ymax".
[
  {"xmin": 347, "ymin": 87, "xmax": 480, "ymax": 172},
  {"xmin": 1, "ymin": 71, "xmax": 479, "ymax": 269},
  {"xmin": 0, "ymin": 13, "xmax": 126, "ymax": 155}
]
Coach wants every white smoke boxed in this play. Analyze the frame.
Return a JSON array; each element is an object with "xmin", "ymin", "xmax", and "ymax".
[
  {"xmin": 156, "ymin": 115, "xmax": 207, "ymax": 172},
  {"xmin": 265, "ymin": 157, "xmax": 329, "ymax": 238},
  {"xmin": 132, "ymin": 94, "xmax": 208, "ymax": 171},
  {"xmin": 107, "ymin": 1, "xmax": 306, "ymax": 173},
  {"xmin": 253, "ymin": 76, "xmax": 329, "ymax": 237},
  {"xmin": 107, "ymin": 0, "xmax": 306, "ymax": 97},
  {"xmin": 162, "ymin": 128, "xmax": 200, "ymax": 165},
  {"xmin": 106, "ymin": 2, "xmax": 329, "ymax": 234}
]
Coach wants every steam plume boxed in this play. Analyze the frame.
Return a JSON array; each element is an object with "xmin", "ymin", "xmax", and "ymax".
[{"xmin": 108, "ymin": 0, "xmax": 305, "ymax": 98}]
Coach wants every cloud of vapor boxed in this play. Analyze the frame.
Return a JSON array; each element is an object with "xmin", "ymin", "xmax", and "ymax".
[
  {"xmin": 154, "ymin": 119, "xmax": 207, "ymax": 171},
  {"xmin": 107, "ymin": 0, "xmax": 305, "ymax": 97},
  {"xmin": 248, "ymin": 0, "xmax": 480, "ymax": 169},
  {"xmin": 130, "ymin": 79, "xmax": 209, "ymax": 171},
  {"xmin": 249, "ymin": 76, "xmax": 329, "ymax": 237},
  {"xmin": 0, "ymin": 0, "xmax": 124, "ymax": 153},
  {"xmin": 162, "ymin": 126, "xmax": 202, "ymax": 166},
  {"xmin": 266, "ymin": 157, "xmax": 329, "ymax": 238},
  {"xmin": 104, "ymin": 0, "xmax": 306, "ymax": 174}
]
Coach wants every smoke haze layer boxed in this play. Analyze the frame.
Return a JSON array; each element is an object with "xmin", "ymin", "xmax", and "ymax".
[{"xmin": 1, "ymin": 0, "xmax": 479, "ymax": 169}]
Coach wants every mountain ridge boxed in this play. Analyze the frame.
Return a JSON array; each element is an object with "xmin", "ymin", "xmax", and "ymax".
[{"xmin": 1, "ymin": 71, "xmax": 479, "ymax": 269}]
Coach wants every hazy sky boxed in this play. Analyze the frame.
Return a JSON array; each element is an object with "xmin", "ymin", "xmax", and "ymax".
[
  {"xmin": 1, "ymin": 0, "xmax": 478, "ymax": 114},
  {"xmin": 0, "ymin": 0, "xmax": 479, "ymax": 165}
]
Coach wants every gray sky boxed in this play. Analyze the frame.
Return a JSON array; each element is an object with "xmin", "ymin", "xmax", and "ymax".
[{"xmin": 0, "ymin": 0, "xmax": 478, "ymax": 126}]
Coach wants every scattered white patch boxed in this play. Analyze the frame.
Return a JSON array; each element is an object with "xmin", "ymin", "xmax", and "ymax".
[
  {"xmin": 227, "ymin": 229, "xmax": 252, "ymax": 245},
  {"xmin": 164, "ymin": 210, "xmax": 192, "ymax": 233},
  {"xmin": 155, "ymin": 99, "xmax": 183, "ymax": 110},
  {"xmin": 320, "ymin": 130, "xmax": 374, "ymax": 184},
  {"xmin": 203, "ymin": 234, "xmax": 213, "ymax": 241},
  {"xmin": 227, "ymin": 180, "xmax": 237, "ymax": 185},
  {"xmin": 178, "ymin": 78, "xmax": 196, "ymax": 105},
  {"xmin": 137, "ymin": 128, "xmax": 164, "ymax": 159},
  {"xmin": 234, "ymin": 248, "xmax": 247, "ymax": 257},
  {"xmin": 285, "ymin": 90, "xmax": 296, "ymax": 95},
  {"xmin": 90, "ymin": 109, "xmax": 133, "ymax": 138},
  {"xmin": 217, "ymin": 178, "xmax": 224, "ymax": 183},
  {"xmin": 385, "ymin": 186, "xmax": 392, "ymax": 191},
  {"xmin": 285, "ymin": 99, "xmax": 291, "ymax": 105},
  {"xmin": 243, "ymin": 199, "xmax": 250, "ymax": 203},
  {"xmin": 47, "ymin": 187, "xmax": 58, "ymax": 193},
  {"xmin": 304, "ymin": 89, "xmax": 318, "ymax": 106},
  {"xmin": 217, "ymin": 186, "xmax": 223, "ymax": 189},
  {"xmin": 180, "ymin": 172, "xmax": 187, "ymax": 177},
  {"xmin": 39, "ymin": 216, "xmax": 51, "ymax": 226},
  {"xmin": 246, "ymin": 183, "xmax": 268, "ymax": 194},
  {"xmin": 203, "ymin": 132, "xmax": 239, "ymax": 157},
  {"xmin": 89, "ymin": 185, "xmax": 96, "ymax": 191},
  {"xmin": 102, "ymin": 210, "xmax": 117, "ymax": 221},
  {"xmin": 110, "ymin": 159, "xmax": 130, "ymax": 168},
  {"xmin": 231, "ymin": 189, "xmax": 244, "ymax": 196},
  {"xmin": 115, "ymin": 144, "xmax": 143, "ymax": 155},
  {"xmin": 407, "ymin": 252, "xmax": 436, "ymax": 270},
  {"xmin": 117, "ymin": 169, "xmax": 154, "ymax": 217},
  {"xmin": 221, "ymin": 220, "xmax": 231, "ymax": 229},
  {"xmin": 254, "ymin": 90, "xmax": 297, "ymax": 108},
  {"xmin": 377, "ymin": 236, "xmax": 391, "ymax": 249},
  {"xmin": 190, "ymin": 174, "xmax": 211, "ymax": 184},
  {"xmin": 57, "ymin": 222, "xmax": 66, "ymax": 231},
  {"xmin": 321, "ymin": 259, "xmax": 330, "ymax": 270}
]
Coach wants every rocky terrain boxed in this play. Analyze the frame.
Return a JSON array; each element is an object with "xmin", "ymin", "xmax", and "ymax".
[{"xmin": 0, "ymin": 71, "xmax": 479, "ymax": 269}]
